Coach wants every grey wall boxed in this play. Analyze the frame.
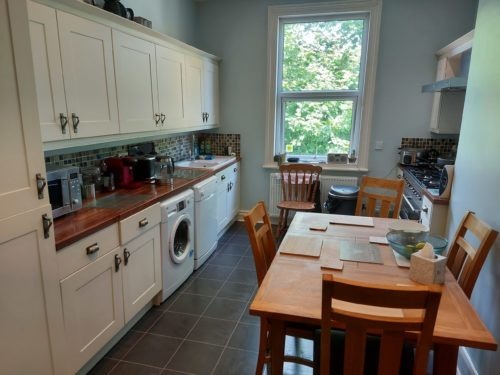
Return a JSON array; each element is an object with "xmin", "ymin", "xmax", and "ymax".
[
  {"xmin": 193, "ymin": 0, "xmax": 477, "ymax": 212},
  {"xmin": 447, "ymin": 0, "xmax": 500, "ymax": 372},
  {"xmin": 121, "ymin": 0, "xmax": 196, "ymax": 44}
]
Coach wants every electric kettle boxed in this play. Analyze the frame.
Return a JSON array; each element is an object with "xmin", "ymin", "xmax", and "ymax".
[
  {"xmin": 103, "ymin": 0, "xmax": 134, "ymax": 20},
  {"xmin": 155, "ymin": 156, "xmax": 175, "ymax": 185}
]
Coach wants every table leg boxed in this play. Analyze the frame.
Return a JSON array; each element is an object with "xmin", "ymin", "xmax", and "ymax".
[
  {"xmin": 270, "ymin": 319, "xmax": 286, "ymax": 375},
  {"xmin": 433, "ymin": 343, "xmax": 459, "ymax": 375}
]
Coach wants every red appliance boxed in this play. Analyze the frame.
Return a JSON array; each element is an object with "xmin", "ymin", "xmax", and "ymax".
[{"xmin": 105, "ymin": 157, "xmax": 140, "ymax": 188}]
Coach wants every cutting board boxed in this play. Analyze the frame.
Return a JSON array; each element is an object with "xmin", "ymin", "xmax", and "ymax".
[
  {"xmin": 330, "ymin": 216, "xmax": 374, "ymax": 227},
  {"xmin": 280, "ymin": 234, "xmax": 322, "ymax": 257}
]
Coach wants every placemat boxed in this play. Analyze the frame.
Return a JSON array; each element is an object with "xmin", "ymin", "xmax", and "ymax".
[
  {"xmin": 320, "ymin": 258, "xmax": 344, "ymax": 271},
  {"xmin": 339, "ymin": 240, "xmax": 383, "ymax": 264},
  {"xmin": 330, "ymin": 216, "xmax": 374, "ymax": 227},
  {"xmin": 392, "ymin": 250, "xmax": 410, "ymax": 268},
  {"xmin": 280, "ymin": 235, "xmax": 322, "ymax": 257},
  {"xmin": 369, "ymin": 236, "xmax": 388, "ymax": 244}
]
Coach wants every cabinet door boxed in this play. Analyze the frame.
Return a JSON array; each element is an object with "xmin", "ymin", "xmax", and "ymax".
[
  {"xmin": 203, "ymin": 59, "xmax": 219, "ymax": 127},
  {"xmin": 113, "ymin": 30, "xmax": 158, "ymax": 133},
  {"xmin": 122, "ymin": 225, "xmax": 162, "ymax": 322},
  {"xmin": 60, "ymin": 247, "xmax": 124, "ymax": 373},
  {"xmin": 0, "ymin": 205, "xmax": 66, "ymax": 374},
  {"xmin": 216, "ymin": 169, "xmax": 229, "ymax": 233},
  {"xmin": 184, "ymin": 54, "xmax": 204, "ymax": 127},
  {"xmin": 58, "ymin": 11, "xmax": 119, "ymax": 138},
  {"xmin": 28, "ymin": 2, "xmax": 69, "ymax": 142},
  {"xmin": 228, "ymin": 163, "xmax": 240, "ymax": 220},
  {"xmin": 0, "ymin": 0, "xmax": 49, "ymax": 220},
  {"xmin": 156, "ymin": 45, "xmax": 185, "ymax": 129}
]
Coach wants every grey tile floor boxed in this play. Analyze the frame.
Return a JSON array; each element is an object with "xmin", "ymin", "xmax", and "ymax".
[{"xmin": 88, "ymin": 221, "xmax": 314, "ymax": 375}]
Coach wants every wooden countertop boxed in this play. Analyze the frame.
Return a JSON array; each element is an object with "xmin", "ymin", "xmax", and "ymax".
[{"xmin": 54, "ymin": 158, "xmax": 240, "ymax": 250}]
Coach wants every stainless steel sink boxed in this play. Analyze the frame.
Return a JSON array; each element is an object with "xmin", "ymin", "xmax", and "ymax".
[{"xmin": 176, "ymin": 156, "xmax": 236, "ymax": 170}]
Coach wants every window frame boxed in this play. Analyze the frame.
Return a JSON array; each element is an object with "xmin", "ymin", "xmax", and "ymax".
[{"xmin": 265, "ymin": 1, "xmax": 382, "ymax": 170}]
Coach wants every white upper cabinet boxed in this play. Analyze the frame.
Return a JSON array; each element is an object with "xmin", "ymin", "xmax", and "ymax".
[
  {"xmin": 29, "ymin": 3, "xmax": 120, "ymax": 140},
  {"xmin": 28, "ymin": 2, "xmax": 69, "ymax": 142},
  {"xmin": 156, "ymin": 45, "xmax": 186, "ymax": 129},
  {"xmin": 184, "ymin": 54, "xmax": 204, "ymax": 127},
  {"xmin": 113, "ymin": 30, "xmax": 159, "ymax": 133},
  {"xmin": 203, "ymin": 58, "xmax": 220, "ymax": 126},
  {"xmin": 29, "ymin": 0, "xmax": 220, "ymax": 148},
  {"xmin": 58, "ymin": 11, "xmax": 119, "ymax": 138},
  {"xmin": 1, "ymin": 0, "xmax": 50, "ymax": 220},
  {"xmin": 184, "ymin": 55, "xmax": 220, "ymax": 129}
]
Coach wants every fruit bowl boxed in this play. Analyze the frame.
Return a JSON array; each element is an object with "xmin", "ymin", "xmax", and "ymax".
[
  {"xmin": 387, "ymin": 231, "xmax": 448, "ymax": 259},
  {"xmin": 386, "ymin": 230, "xmax": 429, "ymax": 259}
]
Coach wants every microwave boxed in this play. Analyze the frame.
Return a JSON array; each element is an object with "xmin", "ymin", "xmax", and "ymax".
[{"xmin": 47, "ymin": 166, "xmax": 83, "ymax": 218}]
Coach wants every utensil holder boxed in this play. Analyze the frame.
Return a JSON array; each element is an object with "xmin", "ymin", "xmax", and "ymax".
[{"xmin": 409, "ymin": 252, "xmax": 446, "ymax": 284}]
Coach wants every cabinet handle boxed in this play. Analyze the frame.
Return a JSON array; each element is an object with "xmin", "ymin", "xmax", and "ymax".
[
  {"xmin": 124, "ymin": 248, "xmax": 131, "ymax": 265},
  {"xmin": 422, "ymin": 206, "xmax": 429, "ymax": 213},
  {"xmin": 227, "ymin": 183, "xmax": 230, "ymax": 192},
  {"xmin": 36, "ymin": 173, "xmax": 46, "ymax": 199},
  {"xmin": 86, "ymin": 243, "xmax": 100, "ymax": 255},
  {"xmin": 154, "ymin": 113, "xmax": 160, "ymax": 125},
  {"xmin": 139, "ymin": 218, "xmax": 149, "ymax": 228},
  {"xmin": 42, "ymin": 214, "xmax": 52, "ymax": 239},
  {"xmin": 234, "ymin": 167, "xmax": 237, "ymax": 172},
  {"xmin": 160, "ymin": 113, "xmax": 166, "ymax": 125},
  {"xmin": 114, "ymin": 254, "xmax": 122, "ymax": 272},
  {"xmin": 221, "ymin": 175, "xmax": 226, "ymax": 181},
  {"xmin": 71, "ymin": 113, "xmax": 80, "ymax": 133},
  {"xmin": 206, "ymin": 112, "xmax": 209, "ymax": 122},
  {"xmin": 59, "ymin": 113, "xmax": 68, "ymax": 134}
]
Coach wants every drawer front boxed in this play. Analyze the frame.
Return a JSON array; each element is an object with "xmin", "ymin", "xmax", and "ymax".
[
  {"xmin": 120, "ymin": 203, "xmax": 161, "ymax": 244},
  {"xmin": 57, "ymin": 224, "xmax": 120, "ymax": 279}
]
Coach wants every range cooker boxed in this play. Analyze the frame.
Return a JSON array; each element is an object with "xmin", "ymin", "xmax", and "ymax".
[{"xmin": 400, "ymin": 165, "xmax": 444, "ymax": 220}]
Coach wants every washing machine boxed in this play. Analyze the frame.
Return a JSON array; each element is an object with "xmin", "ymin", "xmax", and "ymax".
[{"xmin": 160, "ymin": 189, "xmax": 194, "ymax": 302}]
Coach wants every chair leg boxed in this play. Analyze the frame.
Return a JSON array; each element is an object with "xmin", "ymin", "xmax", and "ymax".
[
  {"xmin": 276, "ymin": 209, "xmax": 285, "ymax": 239},
  {"xmin": 256, "ymin": 318, "xmax": 269, "ymax": 375}
]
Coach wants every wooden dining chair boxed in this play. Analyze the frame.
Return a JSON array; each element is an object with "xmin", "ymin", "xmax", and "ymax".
[
  {"xmin": 319, "ymin": 274, "xmax": 442, "ymax": 375},
  {"xmin": 244, "ymin": 201, "xmax": 315, "ymax": 374},
  {"xmin": 446, "ymin": 211, "xmax": 498, "ymax": 298},
  {"xmin": 355, "ymin": 176, "xmax": 404, "ymax": 218},
  {"xmin": 276, "ymin": 163, "xmax": 322, "ymax": 239}
]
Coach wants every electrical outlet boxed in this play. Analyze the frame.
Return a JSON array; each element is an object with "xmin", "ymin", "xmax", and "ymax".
[{"xmin": 375, "ymin": 141, "xmax": 384, "ymax": 150}]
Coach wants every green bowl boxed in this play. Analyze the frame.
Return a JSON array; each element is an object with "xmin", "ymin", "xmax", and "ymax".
[{"xmin": 387, "ymin": 232, "xmax": 448, "ymax": 259}]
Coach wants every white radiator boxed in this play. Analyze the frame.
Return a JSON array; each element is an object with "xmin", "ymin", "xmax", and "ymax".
[{"xmin": 268, "ymin": 173, "xmax": 358, "ymax": 217}]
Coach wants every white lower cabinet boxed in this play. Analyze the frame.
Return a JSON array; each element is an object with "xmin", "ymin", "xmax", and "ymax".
[
  {"xmin": 122, "ymin": 224, "xmax": 162, "ymax": 322},
  {"xmin": 0, "ymin": 206, "xmax": 66, "ymax": 375},
  {"xmin": 58, "ymin": 204, "xmax": 162, "ymax": 373},
  {"xmin": 216, "ymin": 162, "xmax": 241, "ymax": 233},
  {"xmin": 420, "ymin": 195, "xmax": 449, "ymax": 236},
  {"xmin": 60, "ymin": 247, "xmax": 124, "ymax": 373}
]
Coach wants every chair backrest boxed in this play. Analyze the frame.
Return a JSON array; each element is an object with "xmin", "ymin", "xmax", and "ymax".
[
  {"xmin": 243, "ymin": 201, "xmax": 277, "ymax": 286},
  {"xmin": 355, "ymin": 176, "xmax": 404, "ymax": 218},
  {"xmin": 279, "ymin": 163, "xmax": 322, "ymax": 203},
  {"xmin": 320, "ymin": 274, "xmax": 442, "ymax": 375},
  {"xmin": 446, "ymin": 211, "xmax": 498, "ymax": 298}
]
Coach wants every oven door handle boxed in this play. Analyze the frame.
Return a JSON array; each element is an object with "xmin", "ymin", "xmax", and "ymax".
[{"xmin": 403, "ymin": 194, "xmax": 418, "ymax": 213}]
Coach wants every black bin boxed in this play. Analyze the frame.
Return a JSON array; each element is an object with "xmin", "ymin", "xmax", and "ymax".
[{"xmin": 324, "ymin": 185, "xmax": 359, "ymax": 215}]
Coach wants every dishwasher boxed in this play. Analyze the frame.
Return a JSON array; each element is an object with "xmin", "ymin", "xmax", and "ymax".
[{"xmin": 192, "ymin": 176, "xmax": 218, "ymax": 269}]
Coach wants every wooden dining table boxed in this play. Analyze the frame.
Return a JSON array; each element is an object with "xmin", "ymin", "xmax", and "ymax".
[{"xmin": 249, "ymin": 212, "xmax": 497, "ymax": 374}]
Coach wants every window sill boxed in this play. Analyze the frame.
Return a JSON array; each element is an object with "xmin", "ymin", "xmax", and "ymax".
[{"xmin": 262, "ymin": 163, "xmax": 368, "ymax": 173}]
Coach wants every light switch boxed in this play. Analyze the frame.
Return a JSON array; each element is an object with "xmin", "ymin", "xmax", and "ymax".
[{"xmin": 375, "ymin": 141, "xmax": 383, "ymax": 150}]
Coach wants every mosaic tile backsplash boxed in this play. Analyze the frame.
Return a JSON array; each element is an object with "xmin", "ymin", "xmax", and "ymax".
[
  {"xmin": 400, "ymin": 137, "xmax": 458, "ymax": 154},
  {"xmin": 45, "ymin": 133, "xmax": 241, "ymax": 169}
]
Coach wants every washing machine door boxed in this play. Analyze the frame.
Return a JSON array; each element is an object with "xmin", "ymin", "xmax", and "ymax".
[{"xmin": 169, "ymin": 214, "xmax": 192, "ymax": 264}]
